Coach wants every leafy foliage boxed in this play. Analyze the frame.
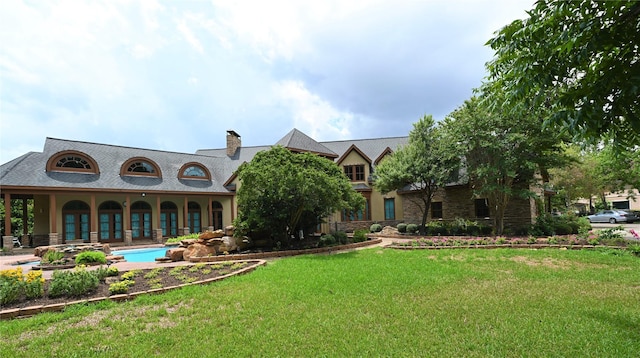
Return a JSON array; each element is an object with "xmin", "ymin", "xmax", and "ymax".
[
  {"xmin": 48, "ymin": 265, "xmax": 99, "ymax": 298},
  {"xmin": 234, "ymin": 146, "xmax": 364, "ymax": 247},
  {"xmin": 442, "ymin": 96, "xmax": 568, "ymax": 234},
  {"xmin": 75, "ymin": 251, "xmax": 107, "ymax": 265},
  {"xmin": 484, "ymin": 0, "xmax": 640, "ymax": 147},
  {"xmin": 374, "ymin": 115, "xmax": 459, "ymax": 231}
]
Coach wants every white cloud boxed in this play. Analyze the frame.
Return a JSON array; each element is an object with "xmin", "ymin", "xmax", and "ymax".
[{"xmin": 273, "ymin": 80, "xmax": 353, "ymax": 141}]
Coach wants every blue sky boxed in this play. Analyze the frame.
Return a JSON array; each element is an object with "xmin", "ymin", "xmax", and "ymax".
[{"xmin": 0, "ymin": 0, "xmax": 533, "ymax": 164}]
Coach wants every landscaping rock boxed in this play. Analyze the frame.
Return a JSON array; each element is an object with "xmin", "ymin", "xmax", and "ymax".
[
  {"xmin": 380, "ymin": 226, "xmax": 399, "ymax": 236},
  {"xmin": 167, "ymin": 248, "xmax": 186, "ymax": 261},
  {"xmin": 182, "ymin": 243, "xmax": 217, "ymax": 260},
  {"xmin": 199, "ymin": 230, "xmax": 224, "ymax": 239}
]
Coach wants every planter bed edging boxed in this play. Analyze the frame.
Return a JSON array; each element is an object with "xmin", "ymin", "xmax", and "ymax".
[{"xmin": 0, "ymin": 260, "xmax": 266, "ymax": 320}]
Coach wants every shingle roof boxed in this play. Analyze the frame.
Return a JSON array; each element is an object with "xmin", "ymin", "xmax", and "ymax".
[
  {"xmin": 275, "ymin": 129, "xmax": 338, "ymax": 158},
  {"xmin": 0, "ymin": 138, "xmax": 236, "ymax": 194},
  {"xmin": 1, "ymin": 130, "xmax": 410, "ymax": 193}
]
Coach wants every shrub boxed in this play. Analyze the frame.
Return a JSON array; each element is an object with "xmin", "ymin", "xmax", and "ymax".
[
  {"xmin": 0, "ymin": 267, "xmax": 24, "ymax": 305},
  {"xmin": 628, "ymin": 244, "xmax": 640, "ymax": 257},
  {"xmin": 75, "ymin": 251, "xmax": 107, "ymax": 265},
  {"xmin": 370, "ymin": 223, "xmax": 382, "ymax": 233},
  {"xmin": 352, "ymin": 229, "xmax": 368, "ymax": 243},
  {"xmin": 121, "ymin": 269, "xmax": 141, "ymax": 281},
  {"xmin": 24, "ymin": 270, "xmax": 45, "ymax": 299},
  {"xmin": 42, "ymin": 250, "xmax": 65, "ymax": 264},
  {"xmin": 165, "ymin": 232, "xmax": 200, "ymax": 244},
  {"xmin": 94, "ymin": 266, "xmax": 119, "ymax": 282},
  {"xmin": 334, "ymin": 231, "xmax": 348, "ymax": 245},
  {"xmin": 48, "ymin": 265, "xmax": 99, "ymax": 298},
  {"xmin": 318, "ymin": 234, "xmax": 336, "ymax": 247},
  {"xmin": 425, "ymin": 221, "xmax": 448, "ymax": 236},
  {"xmin": 406, "ymin": 224, "xmax": 419, "ymax": 234},
  {"xmin": 109, "ymin": 280, "xmax": 135, "ymax": 295},
  {"xmin": 397, "ymin": 223, "xmax": 407, "ymax": 233}
]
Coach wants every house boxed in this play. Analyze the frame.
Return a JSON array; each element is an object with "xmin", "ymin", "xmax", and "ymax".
[{"xmin": 0, "ymin": 129, "xmax": 542, "ymax": 251}]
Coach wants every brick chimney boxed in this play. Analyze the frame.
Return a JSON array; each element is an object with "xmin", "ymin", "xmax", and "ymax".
[{"xmin": 226, "ymin": 130, "xmax": 241, "ymax": 156}]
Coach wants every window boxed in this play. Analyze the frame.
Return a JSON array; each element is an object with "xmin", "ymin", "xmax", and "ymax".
[
  {"xmin": 179, "ymin": 162, "xmax": 211, "ymax": 180},
  {"xmin": 128, "ymin": 162, "xmax": 155, "ymax": 173},
  {"xmin": 99, "ymin": 201, "xmax": 123, "ymax": 241},
  {"xmin": 130, "ymin": 201, "xmax": 152, "ymax": 239},
  {"xmin": 431, "ymin": 202, "xmax": 443, "ymax": 219},
  {"xmin": 120, "ymin": 157, "xmax": 161, "ymax": 177},
  {"xmin": 211, "ymin": 201, "xmax": 223, "ymax": 230},
  {"xmin": 384, "ymin": 198, "xmax": 395, "ymax": 220},
  {"xmin": 46, "ymin": 151, "xmax": 99, "ymax": 174},
  {"xmin": 188, "ymin": 201, "xmax": 201, "ymax": 234},
  {"xmin": 475, "ymin": 199, "xmax": 490, "ymax": 218},
  {"xmin": 342, "ymin": 199, "xmax": 370, "ymax": 222},
  {"xmin": 62, "ymin": 200, "xmax": 90, "ymax": 242},
  {"xmin": 344, "ymin": 165, "xmax": 365, "ymax": 181},
  {"xmin": 161, "ymin": 202, "xmax": 178, "ymax": 237}
]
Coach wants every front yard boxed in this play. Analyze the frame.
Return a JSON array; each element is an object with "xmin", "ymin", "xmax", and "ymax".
[{"xmin": 1, "ymin": 247, "xmax": 639, "ymax": 357}]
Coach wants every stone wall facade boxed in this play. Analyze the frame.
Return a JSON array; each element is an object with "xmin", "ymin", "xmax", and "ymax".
[{"xmin": 401, "ymin": 185, "xmax": 538, "ymax": 232}]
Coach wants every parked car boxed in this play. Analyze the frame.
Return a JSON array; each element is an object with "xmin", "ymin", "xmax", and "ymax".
[{"xmin": 586, "ymin": 210, "xmax": 637, "ymax": 223}]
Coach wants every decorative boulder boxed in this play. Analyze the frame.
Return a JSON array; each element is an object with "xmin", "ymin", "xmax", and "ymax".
[
  {"xmin": 182, "ymin": 243, "xmax": 217, "ymax": 260},
  {"xmin": 166, "ymin": 248, "xmax": 186, "ymax": 261},
  {"xmin": 224, "ymin": 225, "xmax": 235, "ymax": 236},
  {"xmin": 199, "ymin": 230, "xmax": 224, "ymax": 240}
]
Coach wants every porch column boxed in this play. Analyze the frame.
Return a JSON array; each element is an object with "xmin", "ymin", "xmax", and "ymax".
[
  {"xmin": 208, "ymin": 198, "xmax": 213, "ymax": 231},
  {"xmin": 183, "ymin": 196, "xmax": 189, "ymax": 234},
  {"xmin": 155, "ymin": 196, "xmax": 162, "ymax": 243},
  {"xmin": 4, "ymin": 193, "xmax": 11, "ymax": 237},
  {"xmin": 90, "ymin": 194, "xmax": 98, "ymax": 243},
  {"xmin": 156, "ymin": 195, "xmax": 161, "ymax": 233},
  {"xmin": 22, "ymin": 198, "xmax": 28, "ymax": 238},
  {"xmin": 124, "ymin": 195, "xmax": 132, "ymax": 245},
  {"xmin": 49, "ymin": 194, "xmax": 59, "ymax": 245},
  {"xmin": 2, "ymin": 194, "xmax": 14, "ymax": 252}
]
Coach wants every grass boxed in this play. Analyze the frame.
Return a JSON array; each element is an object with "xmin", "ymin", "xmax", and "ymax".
[{"xmin": 1, "ymin": 248, "xmax": 639, "ymax": 357}]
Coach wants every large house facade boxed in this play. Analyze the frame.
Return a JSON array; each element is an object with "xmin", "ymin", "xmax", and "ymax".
[{"xmin": 1, "ymin": 129, "xmax": 543, "ymax": 250}]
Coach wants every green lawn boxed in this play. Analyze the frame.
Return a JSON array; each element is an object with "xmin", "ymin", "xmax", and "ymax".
[{"xmin": 1, "ymin": 247, "xmax": 639, "ymax": 357}]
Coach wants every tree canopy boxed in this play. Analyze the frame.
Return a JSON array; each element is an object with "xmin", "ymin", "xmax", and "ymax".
[
  {"xmin": 234, "ymin": 145, "xmax": 364, "ymax": 246},
  {"xmin": 484, "ymin": 0, "xmax": 640, "ymax": 147},
  {"xmin": 442, "ymin": 96, "xmax": 569, "ymax": 235},
  {"xmin": 374, "ymin": 115, "xmax": 459, "ymax": 231}
]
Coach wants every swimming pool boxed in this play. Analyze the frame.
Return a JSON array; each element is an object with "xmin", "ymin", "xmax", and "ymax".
[{"xmin": 113, "ymin": 247, "xmax": 169, "ymax": 263}]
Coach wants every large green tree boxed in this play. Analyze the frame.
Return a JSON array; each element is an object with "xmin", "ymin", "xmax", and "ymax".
[
  {"xmin": 484, "ymin": 0, "xmax": 640, "ymax": 147},
  {"xmin": 234, "ymin": 146, "xmax": 364, "ymax": 247},
  {"xmin": 374, "ymin": 115, "xmax": 459, "ymax": 231},
  {"xmin": 442, "ymin": 96, "xmax": 568, "ymax": 235}
]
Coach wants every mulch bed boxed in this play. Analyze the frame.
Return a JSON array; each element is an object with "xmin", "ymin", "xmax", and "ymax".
[{"xmin": 1, "ymin": 261, "xmax": 261, "ymax": 313}]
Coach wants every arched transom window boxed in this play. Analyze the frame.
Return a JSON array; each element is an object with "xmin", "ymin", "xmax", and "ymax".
[
  {"xmin": 46, "ymin": 151, "xmax": 100, "ymax": 174},
  {"xmin": 120, "ymin": 157, "xmax": 161, "ymax": 177},
  {"xmin": 179, "ymin": 162, "xmax": 211, "ymax": 180}
]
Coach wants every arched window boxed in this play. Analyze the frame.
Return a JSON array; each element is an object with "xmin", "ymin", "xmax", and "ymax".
[
  {"xmin": 187, "ymin": 201, "xmax": 201, "ymax": 234},
  {"xmin": 179, "ymin": 162, "xmax": 211, "ymax": 180},
  {"xmin": 98, "ymin": 201, "xmax": 123, "ymax": 242},
  {"xmin": 62, "ymin": 200, "xmax": 90, "ymax": 242},
  {"xmin": 47, "ymin": 151, "xmax": 99, "ymax": 174},
  {"xmin": 160, "ymin": 202, "xmax": 178, "ymax": 237},
  {"xmin": 120, "ymin": 157, "xmax": 162, "ymax": 177},
  {"xmin": 211, "ymin": 201, "xmax": 223, "ymax": 230},
  {"xmin": 131, "ymin": 201, "xmax": 152, "ymax": 239}
]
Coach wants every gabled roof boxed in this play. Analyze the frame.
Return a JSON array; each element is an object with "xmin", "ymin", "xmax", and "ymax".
[
  {"xmin": 336, "ymin": 144, "xmax": 372, "ymax": 165},
  {"xmin": 322, "ymin": 136, "xmax": 408, "ymax": 166},
  {"xmin": 275, "ymin": 129, "xmax": 338, "ymax": 158}
]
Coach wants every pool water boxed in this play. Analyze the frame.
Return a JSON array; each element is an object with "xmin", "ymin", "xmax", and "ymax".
[{"xmin": 113, "ymin": 247, "xmax": 168, "ymax": 263}]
